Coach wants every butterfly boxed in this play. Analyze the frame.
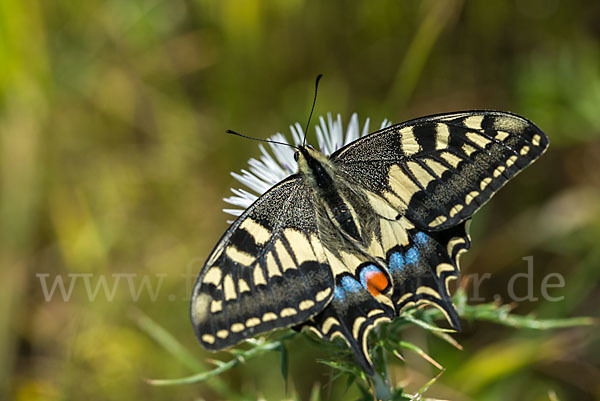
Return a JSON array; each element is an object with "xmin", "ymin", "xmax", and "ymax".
[{"xmin": 190, "ymin": 110, "xmax": 548, "ymax": 375}]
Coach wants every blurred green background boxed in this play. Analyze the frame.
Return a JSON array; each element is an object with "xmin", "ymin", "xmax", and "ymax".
[{"xmin": 1, "ymin": 0, "xmax": 599, "ymax": 400}]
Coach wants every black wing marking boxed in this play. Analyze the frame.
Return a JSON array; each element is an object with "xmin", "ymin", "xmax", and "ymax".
[
  {"xmin": 191, "ymin": 176, "xmax": 334, "ymax": 350},
  {"xmin": 331, "ymin": 110, "xmax": 549, "ymax": 231}
]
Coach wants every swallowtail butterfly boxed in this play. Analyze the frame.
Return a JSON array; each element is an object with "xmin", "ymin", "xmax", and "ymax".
[{"xmin": 190, "ymin": 110, "xmax": 548, "ymax": 375}]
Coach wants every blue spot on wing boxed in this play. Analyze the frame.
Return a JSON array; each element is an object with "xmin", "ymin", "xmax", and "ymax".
[
  {"xmin": 341, "ymin": 276, "xmax": 362, "ymax": 293},
  {"xmin": 389, "ymin": 232, "xmax": 430, "ymax": 272},
  {"xmin": 359, "ymin": 264, "xmax": 380, "ymax": 288},
  {"xmin": 389, "ymin": 252, "xmax": 406, "ymax": 273},
  {"xmin": 334, "ymin": 286, "xmax": 345, "ymax": 300},
  {"xmin": 413, "ymin": 232, "xmax": 429, "ymax": 245},
  {"xmin": 334, "ymin": 275, "xmax": 363, "ymax": 301},
  {"xmin": 405, "ymin": 247, "xmax": 419, "ymax": 265}
]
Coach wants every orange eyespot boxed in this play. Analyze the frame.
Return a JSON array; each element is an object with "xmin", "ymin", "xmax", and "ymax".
[{"xmin": 365, "ymin": 271, "xmax": 389, "ymax": 297}]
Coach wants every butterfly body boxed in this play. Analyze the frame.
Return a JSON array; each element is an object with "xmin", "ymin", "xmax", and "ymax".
[{"xmin": 191, "ymin": 111, "xmax": 548, "ymax": 375}]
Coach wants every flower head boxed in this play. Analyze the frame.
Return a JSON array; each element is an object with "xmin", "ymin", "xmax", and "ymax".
[{"xmin": 223, "ymin": 113, "xmax": 391, "ymax": 218}]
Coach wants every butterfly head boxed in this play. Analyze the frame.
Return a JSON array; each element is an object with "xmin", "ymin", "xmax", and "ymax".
[{"xmin": 294, "ymin": 145, "xmax": 335, "ymax": 189}]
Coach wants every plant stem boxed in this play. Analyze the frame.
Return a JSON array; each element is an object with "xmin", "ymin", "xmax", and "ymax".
[
  {"xmin": 371, "ymin": 343, "xmax": 393, "ymax": 401},
  {"xmin": 372, "ymin": 372, "xmax": 392, "ymax": 401}
]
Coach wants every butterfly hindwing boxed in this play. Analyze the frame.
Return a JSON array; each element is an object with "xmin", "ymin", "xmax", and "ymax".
[
  {"xmin": 332, "ymin": 111, "xmax": 549, "ymax": 231},
  {"xmin": 339, "ymin": 185, "xmax": 470, "ymax": 331},
  {"xmin": 303, "ymin": 253, "xmax": 394, "ymax": 376},
  {"xmin": 191, "ymin": 176, "xmax": 334, "ymax": 349},
  {"xmin": 386, "ymin": 221, "xmax": 471, "ymax": 329},
  {"xmin": 301, "ymin": 194, "xmax": 470, "ymax": 373}
]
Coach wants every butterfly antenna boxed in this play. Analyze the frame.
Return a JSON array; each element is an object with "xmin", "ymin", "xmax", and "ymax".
[
  {"xmin": 303, "ymin": 74, "xmax": 323, "ymax": 147},
  {"xmin": 226, "ymin": 129, "xmax": 298, "ymax": 150}
]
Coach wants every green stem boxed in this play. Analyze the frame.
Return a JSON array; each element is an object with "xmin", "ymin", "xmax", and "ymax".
[
  {"xmin": 371, "ymin": 343, "xmax": 393, "ymax": 401},
  {"xmin": 147, "ymin": 332, "xmax": 296, "ymax": 386},
  {"xmin": 372, "ymin": 372, "xmax": 392, "ymax": 401}
]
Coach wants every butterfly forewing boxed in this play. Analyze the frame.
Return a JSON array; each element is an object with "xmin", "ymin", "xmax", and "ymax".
[
  {"xmin": 191, "ymin": 176, "xmax": 334, "ymax": 349},
  {"xmin": 332, "ymin": 111, "xmax": 549, "ymax": 231}
]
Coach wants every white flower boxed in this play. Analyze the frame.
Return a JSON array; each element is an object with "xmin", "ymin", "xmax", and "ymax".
[{"xmin": 223, "ymin": 113, "xmax": 392, "ymax": 219}]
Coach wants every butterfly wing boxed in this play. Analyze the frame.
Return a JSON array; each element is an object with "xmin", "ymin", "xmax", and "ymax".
[
  {"xmin": 329, "ymin": 110, "xmax": 547, "ymax": 327},
  {"xmin": 191, "ymin": 175, "xmax": 334, "ymax": 349},
  {"xmin": 193, "ymin": 110, "xmax": 548, "ymax": 375},
  {"xmin": 331, "ymin": 110, "xmax": 549, "ymax": 231},
  {"xmin": 300, "ymin": 195, "xmax": 471, "ymax": 375},
  {"xmin": 388, "ymin": 222, "xmax": 471, "ymax": 329},
  {"xmin": 302, "ymin": 249, "xmax": 395, "ymax": 375}
]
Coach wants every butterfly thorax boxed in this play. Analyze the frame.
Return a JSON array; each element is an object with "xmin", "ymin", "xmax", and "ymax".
[{"xmin": 297, "ymin": 147, "xmax": 363, "ymax": 243}]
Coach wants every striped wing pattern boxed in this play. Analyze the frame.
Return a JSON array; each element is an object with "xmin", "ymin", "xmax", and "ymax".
[
  {"xmin": 191, "ymin": 110, "xmax": 548, "ymax": 375},
  {"xmin": 387, "ymin": 222, "xmax": 471, "ymax": 329},
  {"xmin": 303, "ymin": 201, "xmax": 471, "ymax": 374},
  {"xmin": 333, "ymin": 111, "xmax": 549, "ymax": 230},
  {"xmin": 191, "ymin": 176, "xmax": 334, "ymax": 349},
  {"xmin": 304, "ymin": 258, "xmax": 395, "ymax": 374}
]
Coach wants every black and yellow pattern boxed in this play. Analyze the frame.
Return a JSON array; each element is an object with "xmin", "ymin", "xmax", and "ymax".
[
  {"xmin": 191, "ymin": 110, "xmax": 549, "ymax": 375},
  {"xmin": 191, "ymin": 177, "xmax": 334, "ymax": 350}
]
